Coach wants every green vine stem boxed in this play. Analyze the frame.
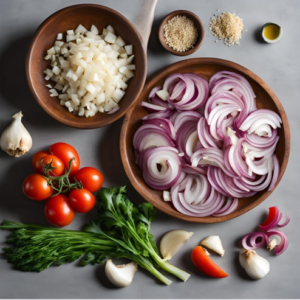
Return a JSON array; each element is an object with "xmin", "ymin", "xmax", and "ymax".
[{"xmin": 42, "ymin": 157, "xmax": 82, "ymax": 196}]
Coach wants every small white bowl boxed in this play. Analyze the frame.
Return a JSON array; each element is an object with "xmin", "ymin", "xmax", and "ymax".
[{"xmin": 261, "ymin": 22, "xmax": 283, "ymax": 43}]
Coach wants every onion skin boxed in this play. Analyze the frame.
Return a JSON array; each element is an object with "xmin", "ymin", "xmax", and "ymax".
[{"xmin": 191, "ymin": 246, "xmax": 228, "ymax": 278}]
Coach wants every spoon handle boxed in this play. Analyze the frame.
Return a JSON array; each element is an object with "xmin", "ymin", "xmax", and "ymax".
[{"xmin": 132, "ymin": 0, "xmax": 158, "ymax": 50}]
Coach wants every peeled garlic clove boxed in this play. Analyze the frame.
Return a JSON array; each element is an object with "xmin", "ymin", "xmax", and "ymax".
[
  {"xmin": 0, "ymin": 112, "xmax": 32, "ymax": 157},
  {"xmin": 105, "ymin": 259, "xmax": 138, "ymax": 288},
  {"xmin": 267, "ymin": 238, "xmax": 277, "ymax": 251},
  {"xmin": 160, "ymin": 230, "xmax": 194, "ymax": 261},
  {"xmin": 200, "ymin": 236, "xmax": 225, "ymax": 257},
  {"xmin": 239, "ymin": 248, "xmax": 270, "ymax": 280}
]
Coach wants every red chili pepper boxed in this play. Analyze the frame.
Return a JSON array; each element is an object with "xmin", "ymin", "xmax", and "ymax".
[{"xmin": 191, "ymin": 246, "xmax": 228, "ymax": 278}]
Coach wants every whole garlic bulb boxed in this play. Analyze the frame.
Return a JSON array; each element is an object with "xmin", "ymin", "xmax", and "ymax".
[{"xmin": 0, "ymin": 111, "xmax": 32, "ymax": 157}]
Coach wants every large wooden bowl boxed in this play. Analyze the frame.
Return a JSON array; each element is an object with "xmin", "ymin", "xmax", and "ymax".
[
  {"xmin": 120, "ymin": 58, "xmax": 290, "ymax": 223},
  {"xmin": 26, "ymin": 4, "xmax": 146, "ymax": 129}
]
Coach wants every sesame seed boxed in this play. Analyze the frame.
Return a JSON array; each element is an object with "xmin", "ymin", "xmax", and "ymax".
[{"xmin": 163, "ymin": 15, "xmax": 198, "ymax": 52}]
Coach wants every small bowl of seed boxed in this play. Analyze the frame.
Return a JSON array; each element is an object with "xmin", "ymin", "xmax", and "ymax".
[{"xmin": 158, "ymin": 10, "xmax": 205, "ymax": 56}]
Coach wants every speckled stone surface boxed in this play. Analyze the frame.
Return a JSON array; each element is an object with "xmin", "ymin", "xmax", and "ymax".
[{"xmin": 0, "ymin": 0, "xmax": 299, "ymax": 298}]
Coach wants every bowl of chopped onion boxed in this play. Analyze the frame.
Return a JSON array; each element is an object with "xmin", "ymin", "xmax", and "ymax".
[{"xmin": 26, "ymin": 4, "xmax": 146, "ymax": 129}]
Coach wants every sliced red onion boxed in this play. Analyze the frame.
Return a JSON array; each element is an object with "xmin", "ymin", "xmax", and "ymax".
[
  {"xmin": 134, "ymin": 70, "xmax": 282, "ymax": 218},
  {"xmin": 133, "ymin": 124, "xmax": 175, "ymax": 154},
  {"xmin": 212, "ymin": 198, "xmax": 238, "ymax": 216},
  {"xmin": 141, "ymin": 101, "xmax": 167, "ymax": 112},
  {"xmin": 242, "ymin": 137, "xmax": 279, "ymax": 159},
  {"xmin": 268, "ymin": 154, "xmax": 280, "ymax": 191},
  {"xmin": 142, "ymin": 109, "xmax": 174, "ymax": 121},
  {"xmin": 209, "ymin": 71, "xmax": 256, "ymax": 115},
  {"xmin": 239, "ymin": 109, "xmax": 282, "ymax": 133},
  {"xmin": 277, "ymin": 213, "xmax": 290, "ymax": 227},
  {"xmin": 266, "ymin": 229, "xmax": 289, "ymax": 255},
  {"xmin": 244, "ymin": 129, "xmax": 278, "ymax": 148},
  {"xmin": 192, "ymin": 148, "xmax": 237, "ymax": 177},
  {"xmin": 144, "ymin": 118, "xmax": 176, "ymax": 140},
  {"xmin": 171, "ymin": 184, "xmax": 226, "ymax": 217},
  {"xmin": 241, "ymin": 232, "xmax": 267, "ymax": 250},
  {"xmin": 197, "ymin": 117, "xmax": 221, "ymax": 149},
  {"xmin": 138, "ymin": 146, "xmax": 182, "ymax": 190}
]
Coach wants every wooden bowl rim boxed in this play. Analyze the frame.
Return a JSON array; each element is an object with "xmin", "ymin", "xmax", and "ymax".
[
  {"xmin": 26, "ymin": 4, "xmax": 147, "ymax": 129},
  {"xmin": 120, "ymin": 57, "xmax": 291, "ymax": 223},
  {"xmin": 158, "ymin": 10, "xmax": 205, "ymax": 56}
]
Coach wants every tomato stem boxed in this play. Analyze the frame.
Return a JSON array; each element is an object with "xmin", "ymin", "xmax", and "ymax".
[{"xmin": 42, "ymin": 157, "xmax": 82, "ymax": 196}]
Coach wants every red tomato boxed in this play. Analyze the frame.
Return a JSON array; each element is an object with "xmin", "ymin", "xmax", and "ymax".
[
  {"xmin": 32, "ymin": 151, "xmax": 49, "ymax": 173},
  {"xmin": 44, "ymin": 195, "xmax": 75, "ymax": 227},
  {"xmin": 69, "ymin": 189, "xmax": 96, "ymax": 213},
  {"xmin": 41, "ymin": 155, "xmax": 65, "ymax": 176},
  {"xmin": 49, "ymin": 143, "xmax": 80, "ymax": 177},
  {"xmin": 73, "ymin": 167, "xmax": 104, "ymax": 192},
  {"xmin": 23, "ymin": 174, "xmax": 53, "ymax": 201},
  {"xmin": 191, "ymin": 246, "xmax": 228, "ymax": 278}
]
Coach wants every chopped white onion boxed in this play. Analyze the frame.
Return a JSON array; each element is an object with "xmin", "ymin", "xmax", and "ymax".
[{"xmin": 43, "ymin": 25, "xmax": 135, "ymax": 117}]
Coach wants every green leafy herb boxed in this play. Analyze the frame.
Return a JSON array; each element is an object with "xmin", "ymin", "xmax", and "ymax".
[{"xmin": 0, "ymin": 186, "xmax": 190, "ymax": 285}]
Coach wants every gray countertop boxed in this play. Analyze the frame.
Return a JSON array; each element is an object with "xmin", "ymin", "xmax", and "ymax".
[{"xmin": 0, "ymin": 0, "xmax": 299, "ymax": 298}]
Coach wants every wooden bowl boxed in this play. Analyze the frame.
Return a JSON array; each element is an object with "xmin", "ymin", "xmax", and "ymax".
[
  {"xmin": 26, "ymin": 4, "xmax": 146, "ymax": 129},
  {"xmin": 158, "ymin": 10, "xmax": 205, "ymax": 56},
  {"xmin": 120, "ymin": 58, "xmax": 290, "ymax": 223}
]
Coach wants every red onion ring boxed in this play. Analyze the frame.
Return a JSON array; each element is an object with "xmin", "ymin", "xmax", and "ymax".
[
  {"xmin": 242, "ymin": 232, "xmax": 267, "ymax": 250},
  {"xmin": 266, "ymin": 229, "xmax": 289, "ymax": 255}
]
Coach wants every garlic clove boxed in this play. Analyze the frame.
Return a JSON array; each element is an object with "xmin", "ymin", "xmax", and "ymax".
[
  {"xmin": 239, "ymin": 248, "xmax": 270, "ymax": 280},
  {"xmin": 160, "ymin": 230, "xmax": 194, "ymax": 261},
  {"xmin": 0, "ymin": 112, "xmax": 32, "ymax": 157},
  {"xmin": 200, "ymin": 235, "xmax": 225, "ymax": 257},
  {"xmin": 105, "ymin": 259, "xmax": 138, "ymax": 288},
  {"xmin": 267, "ymin": 238, "xmax": 277, "ymax": 251}
]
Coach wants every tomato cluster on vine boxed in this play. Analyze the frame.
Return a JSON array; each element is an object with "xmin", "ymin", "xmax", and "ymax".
[{"xmin": 22, "ymin": 142, "xmax": 103, "ymax": 227}]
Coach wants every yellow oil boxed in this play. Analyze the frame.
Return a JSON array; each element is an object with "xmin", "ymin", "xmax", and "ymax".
[{"xmin": 264, "ymin": 24, "xmax": 280, "ymax": 40}]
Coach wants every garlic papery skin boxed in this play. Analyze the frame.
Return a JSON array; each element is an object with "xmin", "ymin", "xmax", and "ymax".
[
  {"xmin": 239, "ymin": 248, "xmax": 270, "ymax": 280},
  {"xmin": 105, "ymin": 259, "xmax": 138, "ymax": 288},
  {"xmin": 160, "ymin": 230, "xmax": 194, "ymax": 261},
  {"xmin": 0, "ymin": 112, "xmax": 32, "ymax": 157},
  {"xmin": 200, "ymin": 236, "xmax": 225, "ymax": 257}
]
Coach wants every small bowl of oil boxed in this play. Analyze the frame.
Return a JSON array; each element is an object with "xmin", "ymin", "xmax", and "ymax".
[{"xmin": 262, "ymin": 23, "xmax": 283, "ymax": 43}]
